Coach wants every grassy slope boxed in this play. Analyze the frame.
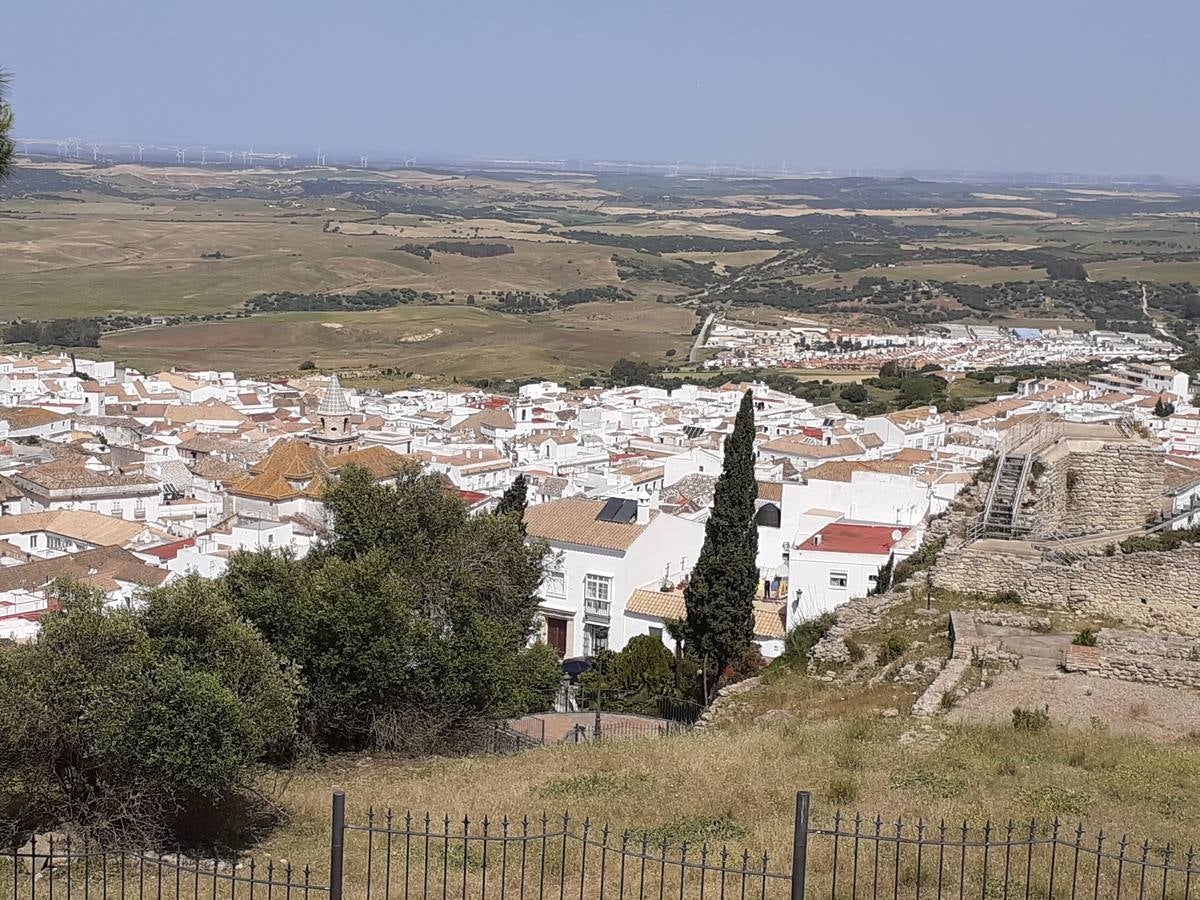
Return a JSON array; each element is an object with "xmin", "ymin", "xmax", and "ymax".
[
  {"xmin": 101, "ymin": 300, "xmax": 696, "ymax": 380},
  {"xmin": 258, "ymin": 588, "xmax": 1200, "ymax": 889}
]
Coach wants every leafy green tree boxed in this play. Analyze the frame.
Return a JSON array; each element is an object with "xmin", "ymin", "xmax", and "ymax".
[
  {"xmin": 0, "ymin": 68, "xmax": 12, "ymax": 184},
  {"xmin": 684, "ymin": 391, "xmax": 758, "ymax": 678},
  {"xmin": 0, "ymin": 580, "xmax": 298, "ymax": 845},
  {"xmin": 840, "ymin": 383, "xmax": 869, "ymax": 404},
  {"xmin": 496, "ymin": 473, "xmax": 529, "ymax": 530},
  {"xmin": 226, "ymin": 464, "xmax": 547, "ymax": 753}
]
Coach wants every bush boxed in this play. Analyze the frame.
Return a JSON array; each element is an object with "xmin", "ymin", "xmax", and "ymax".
[
  {"xmin": 778, "ymin": 613, "xmax": 834, "ymax": 669},
  {"xmin": 826, "ymin": 777, "xmax": 860, "ymax": 806},
  {"xmin": 876, "ymin": 634, "xmax": 911, "ymax": 665},
  {"xmin": 1072, "ymin": 628, "xmax": 1098, "ymax": 647},
  {"xmin": 1012, "ymin": 704, "xmax": 1051, "ymax": 731},
  {"xmin": 844, "ymin": 637, "xmax": 865, "ymax": 663},
  {"xmin": 298, "ymin": 359, "xmax": 316, "ymax": 371},
  {"xmin": 0, "ymin": 580, "xmax": 299, "ymax": 846}
]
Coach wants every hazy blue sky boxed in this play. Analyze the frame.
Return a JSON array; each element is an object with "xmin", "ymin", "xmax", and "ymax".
[{"xmin": 6, "ymin": 0, "xmax": 1198, "ymax": 176}]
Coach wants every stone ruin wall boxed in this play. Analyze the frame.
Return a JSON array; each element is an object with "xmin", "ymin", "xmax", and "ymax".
[
  {"xmin": 1067, "ymin": 629, "xmax": 1200, "ymax": 691},
  {"xmin": 933, "ymin": 544, "xmax": 1200, "ymax": 634},
  {"xmin": 1022, "ymin": 441, "xmax": 1164, "ymax": 538}
]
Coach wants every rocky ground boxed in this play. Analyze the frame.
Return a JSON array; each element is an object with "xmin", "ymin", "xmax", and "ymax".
[{"xmin": 947, "ymin": 667, "xmax": 1200, "ymax": 740}]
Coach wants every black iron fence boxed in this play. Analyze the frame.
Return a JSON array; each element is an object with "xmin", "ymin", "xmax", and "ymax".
[{"xmin": 7, "ymin": 791, "xmax": 1200, "ymax": 899}]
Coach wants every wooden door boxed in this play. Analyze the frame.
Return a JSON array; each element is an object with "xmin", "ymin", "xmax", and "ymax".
[{"xmin": 546, "ymin": 617, "xmax": 568, "ymax": 657}]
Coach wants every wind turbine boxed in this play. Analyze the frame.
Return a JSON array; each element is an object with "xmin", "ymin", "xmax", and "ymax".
[
  {"xmin": 668, "ymin": 161, "xmax": 681, "ymax": 177},
  {"xmin": 315, "ymin": 148, "xmax": 326, "ymax": 166},
  {"xmin": 200, "ymin": 146, "xmax": 208, "ymax": 165},
  {"xmin": 359, "ymin": 155, "xmax": 368, "ymax": 169},
  {"xmin": 89, "ymin": 143, "xmax": 101, "ymax": 162},
  {"xmin": 174, "ymin": 146, "xmax": 187, "ymax": 164},
  {"xmin": 404, "ymin": 156, "xmax": 416, "ymax": 168},
  {"xmin": 134, "ymin": 143, "xmax": 145, "ymax": 162},
  {"xmin": 57, "ymin": 140, "xmax": 69, "ymax": 158}
]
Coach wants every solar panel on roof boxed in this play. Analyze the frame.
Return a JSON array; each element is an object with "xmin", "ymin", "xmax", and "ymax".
[
  {"xmin": 682, "ymin": 425, "xmax": 704, "ymax": 439},
  {"xmin": 596, "ymin": 497, "xmax": 624, "ymax": 522},
  {"xmin": 616, "ymin": 498, "xmax": 638, "ymax": 523}
]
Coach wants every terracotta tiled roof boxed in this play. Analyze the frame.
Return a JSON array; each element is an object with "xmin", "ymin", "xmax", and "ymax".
[
  {"xmin": 229, "ymin": 439, "xmax": 408, "ymax": 501},
  {"xmin": 625, "ymin": 588, "xmax": 786, "ymax": 639},
  {"xmin": 0, "ymin": 407, "xmax": 68, "ymax": 429},
  {"xmin": 756, "ymin": 481, "xmax": 783, "ymax": 502},
  {"xmin": 16, "ymin": 462, "xmax": 159, "ymax": 492},
  {"xmin": 524, "ymin": 498, "xmax": 651, "ymax": 551},
  {"xmin": 0, "ymin": 510, "xmax": 164, "ymax": 547},
  {"xmin": 0, "ymin": 546, "xmax": 169, "ymax": 594}
]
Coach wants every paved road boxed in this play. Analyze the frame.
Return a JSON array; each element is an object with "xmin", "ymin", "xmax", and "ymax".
[
  {"xmin": 688, "ymin": 312, "xmax": 716, "ymax": 363},
  {"xmin": 1141, "ymin": 282, "xmax": 1175, "ymax": 341}
]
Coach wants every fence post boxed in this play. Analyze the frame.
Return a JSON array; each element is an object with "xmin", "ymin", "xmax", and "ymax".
[
  {"xmin": 790, "ymin": 791, "xmax": 811, "ymax": 900},
  {"xmin": 329, "ymin": 790, "xmax": 346, "ymax": 900}
]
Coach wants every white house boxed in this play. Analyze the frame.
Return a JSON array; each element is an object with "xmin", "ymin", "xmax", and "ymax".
[
  {"xmin": 524, "ymin": 496, "xmax": 705, "ymax": 658},
  {"xmin": 863, "ymin": 407, "xmax": 947, "ymax": 452},
  {"xmin": 787, "ymin": 520, "xmax": 923, "ymax": 625}
]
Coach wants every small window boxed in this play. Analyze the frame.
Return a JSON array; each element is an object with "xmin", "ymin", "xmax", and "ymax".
[
  {"xmin": 29, "ymin": 535, "xmax": 38, "ymax": 549},
  {"xmin": 649, "ymin": 627, "xmax": 663, "ymax": 640},
  {"xmin": 830, "ymin": 572, "xmax": 848, "ymax": 589},
  {"xmin": 584, "ymin": 574, "xmax": 612, "ymax": 603}
]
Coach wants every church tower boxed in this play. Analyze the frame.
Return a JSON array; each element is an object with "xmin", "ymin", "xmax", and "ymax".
[{"xmin": 306, "ymin": 373, "xmax": 359, "ymax": 455}]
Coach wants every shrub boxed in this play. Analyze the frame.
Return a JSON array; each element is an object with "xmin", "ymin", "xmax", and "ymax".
[
  {"xmin": 844, "ymin": 638, "xmax": 865, "ymax": 663},
  {"xmin": 826, "ymin": 777, "xmax": 860, "ymax": 807},
  {"xmin": 643, "ymin": 815, "xmax": 748, "ymax": 848},
  {"xmin": 778, "ymin": 612, "xmax": 834, "ymax": 669},
  {"xmin": 1024, "ymin": 786, "xmax": 1091, "ymax": 817},
  {"xmin": 298, "ymin": 359, "xmax": 316, "ymax": 371},
  {"xmin": 0, "ymin": 579, "xmax": 299, "ymax": 845},
  {"xmin": 1072, "ymin": 628, "xmax": 1099, "ymax": 647},
  {"xmin": 889, "ymin": 769, "xmax": 966, "ymax": 799},
  {"xmin": 1012, "ymin": 704, "xmax": 1051, "ymax": 731},
  {"xmin": 893, "ymin": 537, "xmax": 945, "ymax": 587},
  {"xmin": 877, "ymin": 634, "xmax": 911, "ymax": 665}
]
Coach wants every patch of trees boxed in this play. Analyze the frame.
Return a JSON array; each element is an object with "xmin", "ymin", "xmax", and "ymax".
[
  {"xmin": 245, "ymin": 288, "xmax": 429, "ymax": 312},
  {"xmin": 396, "ymin": 241, "xmax": 515, "ymax": 259},
  {"xmin": 0, "ymin": 464, "xmax": 562, "ymax": 846},
  {"xmin": 3, "ymin": 318, "xmax": 103, "ymax": 347},
  {"xmin": 560, "ymin": 231, "xmax": 776, "ymax": 255},
  {"xmin": 492, "ymin": 286, "xmax": 634, "ymax": 314},
  {"xmin": 612, "ymin": 254, "xmax": 718, "ymax": 289},
  {"xmin": 1045, "ymin": 259, "xmax": 1089, "ymax": 281}
]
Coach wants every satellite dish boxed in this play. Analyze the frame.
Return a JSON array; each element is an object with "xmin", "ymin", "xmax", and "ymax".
[{"xmin": 891, "ymin": 529, "xmax": 903, "ymax": 541}]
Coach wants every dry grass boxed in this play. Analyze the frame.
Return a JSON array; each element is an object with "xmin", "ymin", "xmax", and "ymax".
[
  {"xmin": 101, "ymin": 301, "xmax": 695, "ymax": 380},
  {"xmin": 251, "ymin": 684, "xmax": 1200, "ymax": 897}
]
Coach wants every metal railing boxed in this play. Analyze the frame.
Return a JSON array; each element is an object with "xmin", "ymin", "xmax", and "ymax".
[{"xmin": 10, "ymin": 792, "xmax": 1200, "ymax": 898}]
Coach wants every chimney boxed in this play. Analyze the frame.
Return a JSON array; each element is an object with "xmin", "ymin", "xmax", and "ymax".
[{"xmin": 636, "ymin": 496, "xmax": 651, "ymax": 525}]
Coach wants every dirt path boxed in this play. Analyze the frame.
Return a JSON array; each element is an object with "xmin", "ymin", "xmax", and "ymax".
[{"xmin": 948, "ymin": 667, "xmax": 1200, "ymax": 740}]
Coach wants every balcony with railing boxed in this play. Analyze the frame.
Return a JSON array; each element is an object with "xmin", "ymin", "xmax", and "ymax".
[{"xmin": 583, "ymin": 597, "xmax": 611, "ymax": 622}]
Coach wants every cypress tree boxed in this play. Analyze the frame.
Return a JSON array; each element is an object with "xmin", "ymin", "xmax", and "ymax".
[
  {"xmin": 684, "ymin": 390, "xmax": 758, "ymax": 678},
  {"xmin": 873, "ymin": 552, "xmax": 894, "ymax": 595},
  {"xmin": 496, "ymin": 473, "xmax": 529, "ymax": 532}
]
